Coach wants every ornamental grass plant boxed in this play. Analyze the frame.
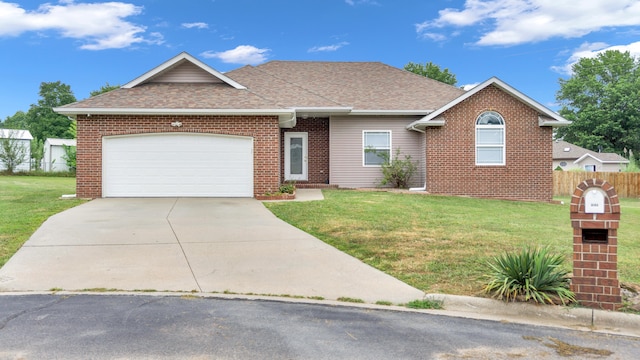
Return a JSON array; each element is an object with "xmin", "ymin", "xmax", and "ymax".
[{"xmin": 484, "ymin": 247, "xmax": 576, "ymax": 305}]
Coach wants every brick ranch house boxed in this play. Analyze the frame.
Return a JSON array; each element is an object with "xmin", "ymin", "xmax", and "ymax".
[{"xmin": 54, "ymin": 52, "xmax": 570, "ymax": 201}]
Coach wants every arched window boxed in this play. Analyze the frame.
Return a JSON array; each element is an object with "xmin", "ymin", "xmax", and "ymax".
[{"xmin": 476, "ymin": 111, "xmax": 505, "ymax": 165}]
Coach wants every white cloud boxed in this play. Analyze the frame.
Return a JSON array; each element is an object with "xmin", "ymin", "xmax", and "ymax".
[
  {"xmin": 200, "ymin": 45, "xmax": 270, "ymax": 65},
  {"xmin": 461, "ymin": 82, "xmax": 480, "ymax": 91},
  {"xmin": 308, "ymin": 41, "xmax": 349, "ymax": 53},
  {"xmin": 345, "ymin": 0, "xmax": 379, "ymax": 6},
  {"xmin": 552, "ymin": 41, "xmax": 640, "ymax": 75},
  {"xmin": 418, "ymin": 0, "xmax": 640, "ymax": 46},
  {"xmin": 418, "ymin": 32, "xmax": 448, "ymax": 42},
  {"xmin": 182, "ymin": 22, "xmax": 208, "ymax": 29},
  {"xmin": 0, "ymin": 0, "xmax": 160, "ymax": 50}
]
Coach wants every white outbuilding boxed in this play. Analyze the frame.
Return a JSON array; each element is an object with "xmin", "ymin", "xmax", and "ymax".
[
  {"xmin": 0, "ymin": 129, "xmax": 33, "ymax": 172},
  {"xmin": 43, "ymin": 138, "xmax": 76, "ymax": 172}
]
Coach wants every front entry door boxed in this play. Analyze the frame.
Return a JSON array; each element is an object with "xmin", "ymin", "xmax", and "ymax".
[{"xmin": 285, "ymin": 132, "xmax": 308, "ymax": 181}]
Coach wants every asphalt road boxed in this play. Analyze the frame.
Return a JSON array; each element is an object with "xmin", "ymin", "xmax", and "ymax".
[{"xmin": 0, "ymin": 294, "xmax": 638, "ymax": 359}]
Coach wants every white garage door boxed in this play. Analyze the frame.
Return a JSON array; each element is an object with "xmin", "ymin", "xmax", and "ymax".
[{"xmin": 103, "ymin": 133, "xmax": 253, "ymax": 197}]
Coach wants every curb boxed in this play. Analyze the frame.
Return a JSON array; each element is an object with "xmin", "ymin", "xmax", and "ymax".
[
  {"xmin": 2, "ymin": 290, "xmax": 638, "ymax": 338},
  {"xmin": 424, "ymin": 294, "xmax": 640, "ymax": 338}
]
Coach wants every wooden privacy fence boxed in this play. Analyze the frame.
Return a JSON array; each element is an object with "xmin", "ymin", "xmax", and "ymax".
[{"xmin": 553, "ymin": 171, "xmax": 640, "ymax": 198}]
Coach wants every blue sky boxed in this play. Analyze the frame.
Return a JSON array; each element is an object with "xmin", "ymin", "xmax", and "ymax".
[{"xmin": 2, "ymin": 0, "xmax": 640, "ymax": 120}]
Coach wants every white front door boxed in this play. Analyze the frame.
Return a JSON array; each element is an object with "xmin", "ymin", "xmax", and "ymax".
[{"xmin": 284, "ymin": 132, "xmax": 308, "ymax": 181}]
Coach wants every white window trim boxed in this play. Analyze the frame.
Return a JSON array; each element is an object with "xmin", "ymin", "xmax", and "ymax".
[
  {"xmin": 362, "ymin": 130, "xmax": 392, "ymax": 167},
  {"xmin": 475, "ymin": 112, "xmax": 505, "ymax": 166}
]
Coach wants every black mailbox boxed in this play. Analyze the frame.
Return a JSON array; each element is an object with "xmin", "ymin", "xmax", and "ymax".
[{"xmin": 582, "ymin": 229, "xmax": 608, "ymax": 244}]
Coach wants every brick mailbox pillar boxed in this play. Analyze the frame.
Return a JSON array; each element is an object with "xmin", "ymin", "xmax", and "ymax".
[{"xmin": 570, "ymin": 179, "xmax": 622, "ymax": 310}]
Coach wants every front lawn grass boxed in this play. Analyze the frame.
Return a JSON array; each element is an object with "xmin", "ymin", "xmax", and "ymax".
[
  {"xmin": 265, "ymin": 190, "xmax": 640, "ymax": 296},
  {"xmin": 0, "ymin": 176, "xmax": 85, "ymax": 267}
]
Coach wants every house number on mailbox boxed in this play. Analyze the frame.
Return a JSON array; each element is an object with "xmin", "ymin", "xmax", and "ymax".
[{"xmin": 584, "ymin": 189, "xmax": 605, "ymax": 214}]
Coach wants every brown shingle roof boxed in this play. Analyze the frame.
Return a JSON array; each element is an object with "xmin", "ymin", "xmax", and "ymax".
[
  {"xmin": 227, "ymin": 65, "xmax": 342, "ymax": 108},
  {"xmin": 59, "ymin": 57, "xmax": 466, "ymax": 113},
  {"xmin": 60, "ymin": 83, "xmax": 279, "ymax": 110},
  {"xmin": 227, "ymin": 61, "xmax": 465, "ymax": 110}
]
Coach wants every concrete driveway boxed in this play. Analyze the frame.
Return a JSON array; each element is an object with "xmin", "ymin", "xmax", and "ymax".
[{"xmin": 0, "ymin": 193, "xmax": 424, "ymax": 304}]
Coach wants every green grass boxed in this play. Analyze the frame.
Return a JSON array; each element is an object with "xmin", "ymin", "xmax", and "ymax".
[
  {"xmin": 265, "ymin": 190, "xmax": 640, "ymax": 296},
  {"xmin": 337, "ymin": 297, "xmax": 365, "ymax": 303},
  {"xmin": 405, "ymin": 299, "xmax": 444, "ymax": 310},
  {"xmin": 2, "ymin": 180, "xmax": 638, "ymax": 300},
  {"xmin": 0, "ymin": 176, "xmax": 85, "ymax": 267}
]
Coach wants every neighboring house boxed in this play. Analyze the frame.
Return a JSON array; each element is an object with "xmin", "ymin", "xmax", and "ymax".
[
  {"xmin": 43, "ymin": 138, "xmax": 77, "ymax": 172},
  {"xmin": 0, "ymin": 129, "xmax": 32, "ymax": 172},
  {"xmin": 54, "ymin": 52, "xmax": 570, "ymax": 201},
  {"xmin": 553, "ymin": 140, "xmax": 629, "ymax": 172}
]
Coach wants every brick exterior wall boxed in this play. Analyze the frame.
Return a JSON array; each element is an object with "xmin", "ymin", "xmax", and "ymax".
[
  {"xmin": 280, "ymin": 117, "xmax": 330, "ymax": 184},
  {"xmin": 425, "ymin": 85, "xmax": 553, "ymax": 201},
  {"xmin": 76, "ymin": 114, "xmax": 280, "ymax": 198},
  {"xmin": 570, "ymin": 179, "xmax": 622, "ymax": 310}
]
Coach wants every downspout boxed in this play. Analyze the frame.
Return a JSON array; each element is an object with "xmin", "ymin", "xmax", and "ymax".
[
  {"xmin": 409, "ymin": 123, "xmax": 425, "ymax": 134},
  {"xmin": 409, "ymin": 183, "xmax": 426, "ymax": 191},
  {"xmin": 279, "ymin": 113, "xmax": 297, "ymax": 128}
]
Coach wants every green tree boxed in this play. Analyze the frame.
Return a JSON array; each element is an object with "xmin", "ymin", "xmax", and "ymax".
[
  {"xmin": 26, "ymin": 81, "xmax": 77, "ymax": 141},
  {"xmin": 90, "ymin": 82, "xmax": 120, "ymax": 97},
  {"xmin": 404, "ymin": 61, "xmax": 457, "ymax": 85},
  {"xmin": 62, "ymin": 144, "xmax": 77, "ymax": 172},
  {"xmin": 0, "ymin": 131, "xmax": 28, "ymax": 173},
  {"xmin": 556, "ymin": 50, "xmax": 640, "ymax": 156},
  {"xmin": 65, "ymin": 120, "xmax": 77, "ymax": 139},
  {"xmin": 1, "ymin": 111, "xmax": 29, "ymax": 129},
  {"xmin": 30, "ymin": 138, "xmax": 44, "ymax": 171}
]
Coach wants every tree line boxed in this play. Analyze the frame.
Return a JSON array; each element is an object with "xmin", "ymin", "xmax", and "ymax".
[{"xmin": 0, "ymin": 82, "xmax": 118, "ymax": 172}]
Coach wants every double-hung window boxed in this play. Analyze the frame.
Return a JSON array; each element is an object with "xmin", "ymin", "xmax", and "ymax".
[
  {"xmin": 476, "ymin": 111, "xmax": 505, "ymax": 165},
  {"xmin": 363, "ymin": 130, "xmax": 391, "ymax": 166}
]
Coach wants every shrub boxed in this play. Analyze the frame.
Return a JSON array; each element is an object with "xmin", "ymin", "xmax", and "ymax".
[
  {"xmin": 379, "ymin": 148, "xmax": 418, "ymax": 188},
  {"xmin": 622, "ymin": 156, "xmax": 640, "ymax": 172},
  {"xmin": 279, "ymin": 182, "xmax": 296, "ymax": 194},
  {"xmin": 484, "ymin": 247, "xmax": 576, "ymax": 305},
  {"xmin": 62, "ymin": 144, "xmax": 77, "ymax": 172}
]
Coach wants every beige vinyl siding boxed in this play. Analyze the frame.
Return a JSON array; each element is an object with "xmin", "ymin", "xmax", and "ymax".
[
  {"xmin": 330, "ymin": 116, "xmax": 425, "ymax": 188},
  {"xmin": 150, "ymin": 61, "xmax": 225, "ymax": 84}
]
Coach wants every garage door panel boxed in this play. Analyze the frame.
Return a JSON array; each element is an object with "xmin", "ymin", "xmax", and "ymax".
[{"xmin": 103, "ymin": 133, "xmax": 253, "ymax": 197}]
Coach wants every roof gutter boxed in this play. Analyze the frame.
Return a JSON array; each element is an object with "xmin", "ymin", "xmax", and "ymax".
[
  {"xmin": 408, "ymin": 123, "xmax": 425, "ymax": 134},
  {"xmin": 279, "ymin": 113, "xmax": 297, "ymax": 128},
  {"xmin": 52, "ymin": 107, "xmax": 295, "ymax": 117},
  {"xmin": 406, "ymin": 115, "xmax": 445, "ymax": 132},
  {"xmin": 53, "ymin": 107, "xmax": 304, "ymax": 129},
  {"xmin": 539, "ymin": 116, "xmax": 571, "ymax": 127}
]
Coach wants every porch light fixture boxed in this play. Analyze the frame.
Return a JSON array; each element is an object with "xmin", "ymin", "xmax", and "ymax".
[{"xmin": 171, "ymin": 121, "xmax": 183, "ymax": 127}]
